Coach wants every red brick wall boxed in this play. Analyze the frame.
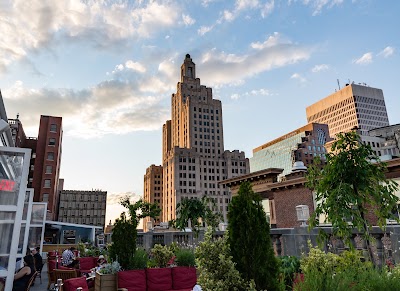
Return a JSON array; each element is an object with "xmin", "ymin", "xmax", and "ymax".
[{"xmin": 273, "ymin": 186, "xmax": 315, "ymax": 228}]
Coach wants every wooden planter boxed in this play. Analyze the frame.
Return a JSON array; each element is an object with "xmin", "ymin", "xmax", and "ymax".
[{"xmin": 95, "ymin": 272, "xmax": 116, "ymax": 291}]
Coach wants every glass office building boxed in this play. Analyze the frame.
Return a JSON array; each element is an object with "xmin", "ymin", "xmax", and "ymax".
[{"xmin": 250, "ymin": 123, "xmax": 331, "ymax": 180}]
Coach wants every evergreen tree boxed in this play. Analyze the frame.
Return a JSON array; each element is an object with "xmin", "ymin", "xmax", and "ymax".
[{"xmin": 228, "ymin": 181, "xmax": 279, "ymax": 290}]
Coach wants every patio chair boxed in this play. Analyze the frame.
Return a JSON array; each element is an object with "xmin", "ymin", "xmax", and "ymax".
[
  {"xmin": 54, "ymin": 269, "xmax": 78, "ymax": 282},
  {"xmin": 26, "ymin": 271, "xmax": 39, "ymax": 291}
]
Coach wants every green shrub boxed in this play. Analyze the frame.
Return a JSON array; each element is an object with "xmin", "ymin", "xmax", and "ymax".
[
  {"xmin": 175, "ymin": 249, "xmax": 195, "ymax": 267},
  {"xmin": 150, "ymin": 244, "xmax": 174, "ymax": 268},
  {"xmin": 195, "ymin": 227, "xmax": 255, "ymax": 291},
  {"xmin": 129, "ymin": 248, "xmax": 148, "ymax": 270},
  {"xmin": 300, "ymin": 242, "xmax": 338, "ymax": 277},
  {"xmin": 279, "ymin": 256, "xmax": 300, "ymax": 290}
]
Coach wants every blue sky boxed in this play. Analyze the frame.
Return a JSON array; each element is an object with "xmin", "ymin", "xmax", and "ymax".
[{"xmin": 1, "ymin": 0, "xmax": 399, "ymax": 225}]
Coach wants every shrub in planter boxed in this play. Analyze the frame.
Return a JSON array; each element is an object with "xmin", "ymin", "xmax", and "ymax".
[
  {"xmin": 279, "ymin": 255, "xmax": 300, "ymax": 290},
  {"xmin": 175, "ymin": 249, "xmax": 195, "ymax": 267},
  {"xmin": 195, "ymin": 227, "xmax": 256, "ymax": 291},
  {"xmin": 150, "ymin": 244, "xmax": 174, "ymax": 268},
  {"xmin": 129, "ymin": 248, "xmax": 148, "ymax": 270}
]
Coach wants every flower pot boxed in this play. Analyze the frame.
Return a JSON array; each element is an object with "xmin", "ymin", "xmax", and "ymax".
[{"xmin": 95, "ymin": 272, "xmax": 116, "ymax": 291}]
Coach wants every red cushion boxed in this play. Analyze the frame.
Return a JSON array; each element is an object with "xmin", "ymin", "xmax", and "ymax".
[
  {"xmin": 172, "ymin": 267, "xmax": 197, "ymax": 289},
  {"xmin": 118, "ymin": 269, "xmax": 147, "ymax": 291},
  {"xmin": 78, "ymin": 257, "xmax": 96, "ymax": 271},
  {"xmin": 63, "ymin": 277, "xmax": 89, "ymax": 291},
  {"xmin": 146, "ymin": 268, "xmax": 172, "ymax": 291}
]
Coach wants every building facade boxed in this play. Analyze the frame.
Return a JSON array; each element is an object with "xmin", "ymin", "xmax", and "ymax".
[
  {"xmin": 9, "ymin": 115, "xmax": 63, "ymax": 220},
  {"xmin": 250, "ymin": 123, "xmax": 331, "ymax": 179},
  {"xmin": 306, "ymin": 83, "xmax": 390, "ymax": 137},
  {"xmin": 143, "ymin": 164, "xmax": 163, "ymax": 231},
  {"xmin": 146, "ymin": 54, "xmax": 249, "ymax": 224},
  {"xmin": 58, "ymin": 190, "xmax": 107, "ymax": 227},
  {"xmin": 367, "ymin": 124, "xmax": 400, "ymax": 159}
]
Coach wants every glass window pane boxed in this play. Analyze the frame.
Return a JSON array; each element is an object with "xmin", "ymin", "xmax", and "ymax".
[
  {"xmin": 31, "ymin": 204, "xmax": 45, "ymax": 224},
  {"xmin": 0, "ymin": 221, "xmax": 14, "ymax": 255},
  {"xmin": 28, "ymin": 227, "xmax": 42, "ymax": 249},
  {"xmin": 17, "ymin": 225, "xmax": 26, "ymax": 254}
]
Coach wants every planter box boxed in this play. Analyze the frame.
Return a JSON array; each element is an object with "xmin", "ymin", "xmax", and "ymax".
[{"xmin": 95, "ymin": 272, "xmax": 116, "ymax": 291}]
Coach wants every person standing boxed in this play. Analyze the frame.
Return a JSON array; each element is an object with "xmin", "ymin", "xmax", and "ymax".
[{"xmin": 62, "ymin": 247, "xmax": 76, "ymax": 267}]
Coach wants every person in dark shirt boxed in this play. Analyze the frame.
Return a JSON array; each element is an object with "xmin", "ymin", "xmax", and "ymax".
[
  {"xmin": 13, "ymin": 255, "xmax": 35, "ymax": 291},
  {"xmin": 31, "ymin": 247, "xmax": 43, "ymax": 273}
]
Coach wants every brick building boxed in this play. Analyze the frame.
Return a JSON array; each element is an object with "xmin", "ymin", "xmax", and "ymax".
[
  {"xmin": 143, "ymin": 165, "xmax": 163, "ymax": 231},
  {"xmin": 221, "ymin": 158, "xmax": 400, "ymax": 228},
  {"xmin": 58, "ymin": 189, "xmax": 107, "ymax": 226},
  {"xmin": 9, "ymin": 115, "xmax": 63, "ymax": 220}
]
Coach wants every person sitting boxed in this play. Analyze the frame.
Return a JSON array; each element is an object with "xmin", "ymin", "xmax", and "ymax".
[
  {"xmin": 31, "ymin": 247, "xmax": 43, "ymax": 272},
  {"xmin": 95, "ymin": 255, "xmax": 107, "ymax": 271},
  {"xmin": 13, "ymin": 255, "xmax": 35, "ymax": 291},
  {"xmin": 62, "ymin": 247, "xmax": 76, "ymax": 267}
]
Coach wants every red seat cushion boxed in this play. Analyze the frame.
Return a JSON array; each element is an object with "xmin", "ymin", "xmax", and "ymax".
[
  {"xmin": 146, "ymin": 268, "xmax": 172, "ymax": 291},
  {"xmin": 78, "ymin": 257, "xmax": 96, "ymax": 273},
  {"xmin": 63, "ymin": 277, "xmax": 89, "ymax": 291},
  {"xmin": 172, "ymin": 267, "xmax": 197, "ymax": 289},
  {"xmin": 118, "ymin": 269, "xmax": 147, "ymax": 291}
]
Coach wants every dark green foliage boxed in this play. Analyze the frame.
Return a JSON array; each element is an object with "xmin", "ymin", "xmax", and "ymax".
[
  {"xmin": 279, "ymin": 256, "xmax": 300, "ymax": 290},
  {"xmin": 109, "ymin": 212, "xmax": 136, "ymax": 269},
  {"xmin": 128, "ymin": 248, "xmax": 148, "ymax": 270},
  {"xmin": 228, "ymin": 181, "xmax": 279, "ymax": 290},
  {"xmin": 170, "ymin": 196, "xmax": 222, "ymax": 237},
  {"xmin": 307, "ymin": 131, "xmax": 399, "ymax": 262},
  {"xmin": 109, "ymin": 196, "xmax": 160, "ymax": 269},
  {"xmin": 294, "ymin": 264, "xmax": 400, "ymax": 291},
  {"xmin": 195, "ymin": 227, "xmax": 252, "ymax": 290},
  {"xmin": 175, "ymin": 248, "xmax": 195, "ymax": 267}
]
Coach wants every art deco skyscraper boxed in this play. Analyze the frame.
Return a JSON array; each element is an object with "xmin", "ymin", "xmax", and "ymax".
[{"xmin": 160, "ymin": 54, "xmax": 249, "ymax": 223}]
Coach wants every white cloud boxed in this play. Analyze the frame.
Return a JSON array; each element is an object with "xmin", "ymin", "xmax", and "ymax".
[
  {"xmin": 198, "ymin": 33, "xmax": 311, "ymax": 86},
  {"xmin": 353, "ymin": 52, "xmax": 373, "ymax": 65},
  {"xmin": 2, "ymin": 57, "xmax": 175, "ymax": 138},
  {"xmin": 289, "ymin": 0, "xmax": 344, "ymax": 16},
  {"xmin": 0, "ymin": 0, "xmax": 182, "ymax": 73},
  {"xmin": 311, "ymin": 64, "xmax": 329, "ymax": 72},
  {"xmin": 251, "ymin": 32, "xmax": 288, "ymax": 49},
  {"xmin": 291, "ymin": 73, "xmax": 307, "ymax": 83},
  {"xmin": 231, "ymin": 93, "xmax": 240, "ymax": 100},
  {"xmin": 377, "ymin": 46, "xmax": 395, "ymax": 58},
  {"xmin": 125, "ymin": 60, "xmax": 146, "ymax": 73},
  {"xmin": 261, "ymin": 0, "xmax": 275, "ymax": 18},
  {"xmin": 182, "ymin": 14, "xmax": 196, "ymax": 26},
  {"xmin": 231, "ymin": 88, "xmax": 271, "ymax": 99},
  {"xmin": 201, "ymin": 0, "xmax": 273, "ymax": 35},
  {"xmin": 198, "ymin": 25, "xmax": 214, "ymax": 35}
]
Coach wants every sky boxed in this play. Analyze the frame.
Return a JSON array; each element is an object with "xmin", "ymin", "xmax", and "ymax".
[{"xmin": 0, "ymin": 0, "xmax": 399, "ymax": 226}]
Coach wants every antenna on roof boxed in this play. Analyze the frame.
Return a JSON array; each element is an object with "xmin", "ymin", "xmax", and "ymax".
[{"xmin": 337, "ymin": 79, "xmax": 341, "ymax": 90}]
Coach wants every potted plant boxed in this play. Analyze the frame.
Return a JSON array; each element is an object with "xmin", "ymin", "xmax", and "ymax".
[{"xmin": 95, "ymin": 261, "xmax": 121, "ymax": 291}]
